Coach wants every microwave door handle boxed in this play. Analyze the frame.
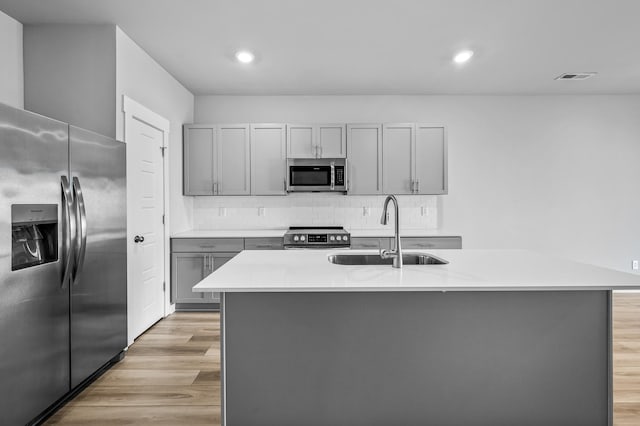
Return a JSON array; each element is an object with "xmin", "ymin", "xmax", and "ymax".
[{"xmin": 330, "ymin": 162, "xmax": 335, "ymax": 191}]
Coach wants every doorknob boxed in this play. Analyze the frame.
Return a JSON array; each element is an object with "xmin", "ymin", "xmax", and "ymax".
[{"xmin": 134, "ymin": 235, "xmax": 145, "ymax": 243}]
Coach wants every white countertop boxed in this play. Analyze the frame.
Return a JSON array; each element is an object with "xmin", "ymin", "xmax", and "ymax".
[
  {"xmin": 172, "ymin": 229, "xmax": 460, "ymax": 239},
  {"xmin": 193, "ymin": 249, "xmax": 640, "ymax": 292}
]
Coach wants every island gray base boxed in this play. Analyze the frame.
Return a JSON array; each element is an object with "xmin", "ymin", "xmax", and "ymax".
[{"xmin": 221, "ymin": 291, "xmax": 611, "ymax": 426}]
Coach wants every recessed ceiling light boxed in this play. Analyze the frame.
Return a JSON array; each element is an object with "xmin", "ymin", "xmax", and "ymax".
[
  {"xmin": 554, "ymin": 72, "xmax": 597, "ymax": 81},
  {"xmin": 453, "ymin": 50, "xmax": 474, "ymax": 64},
  {"xmin": 235, "ymin": 50, "xmax": 255, "ymax": 64}
]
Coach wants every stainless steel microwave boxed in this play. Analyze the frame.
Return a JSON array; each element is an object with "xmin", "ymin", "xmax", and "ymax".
[{"xmin": 286, "ymin": 158, "xmax": 347, "ymax": 192}]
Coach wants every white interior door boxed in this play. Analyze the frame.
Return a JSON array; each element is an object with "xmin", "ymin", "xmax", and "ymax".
[{"xmin": 127, "ymin": 113, "xmax": 166, "ymax": 341}]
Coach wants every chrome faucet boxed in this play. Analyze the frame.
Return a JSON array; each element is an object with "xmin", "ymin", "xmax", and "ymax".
[{"xmin": 380, "ymin": 195, "xmax": 402, "ymax": 268}]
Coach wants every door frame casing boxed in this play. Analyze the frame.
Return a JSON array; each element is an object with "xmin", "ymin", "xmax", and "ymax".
[{"xmin": 122, "ymin": 95, "xmax": 173, "ymax": 346}]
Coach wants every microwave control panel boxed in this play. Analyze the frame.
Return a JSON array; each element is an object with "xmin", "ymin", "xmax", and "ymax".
[{"xmin": 335, "ymin": 166, "xmax": 345, "ymax": 186}]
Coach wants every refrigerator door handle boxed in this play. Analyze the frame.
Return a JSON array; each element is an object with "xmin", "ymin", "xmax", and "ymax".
[
  {"xmin": 71, "ymin": 177, "xmax": 88, "ymax": 285},
  {"xmin": 61, "ymin": 176, "xmax": 76, "ymax": 288}
]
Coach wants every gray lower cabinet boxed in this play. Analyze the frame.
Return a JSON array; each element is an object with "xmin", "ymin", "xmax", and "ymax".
[
  {"xmin": 209, "ymin": 253, "xmax": 237, "ymax": 303},
  {"xmin": 352, "ymin": 236, "xmax": 462, "ymax": 250},
  {"xmin": 171, "ymin": 238, "xmax": 245, "ymax": 310},
  {"xmin": 244, "ymin": 237, "xmax": 284, "ymax": 250},
  {"xmin": 172, "ymin": 252, "xmax": 214, "ymax": 304},
  {"xmin": 351, "ymin": 237, "xmax": 392, "ymax": 250},
  {"xmin": 402, "ymin": 236, "xmax": 461, "ymax": 249},
  {"xmin": 171, "ymin": 237, "xmax": 284, "ymax": 310}
]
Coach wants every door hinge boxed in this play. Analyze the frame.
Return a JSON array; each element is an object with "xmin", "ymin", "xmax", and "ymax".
[
  {"xmin": 162, "ymin": 214, "xmax": 165, "ymax": 224},
  {"xmin": 160, "ymin": 146, "xmax": 166, "ymax": 156},
  {"xmin": 163, "ymin": 281, "xmax": 166, "ymax": 291}
]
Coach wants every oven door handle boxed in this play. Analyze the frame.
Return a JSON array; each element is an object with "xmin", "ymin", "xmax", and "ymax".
[{"xmin": 330, "ymin": 161, "xmax": 335, "ymax": 191}]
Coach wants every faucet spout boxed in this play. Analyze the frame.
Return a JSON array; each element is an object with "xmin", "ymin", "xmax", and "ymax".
[{"xmin": 379, "ymin": 195, "xmax": 402, "ymax": 268}]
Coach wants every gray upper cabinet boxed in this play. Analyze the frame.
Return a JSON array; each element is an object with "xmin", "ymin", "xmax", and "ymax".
[
  {"xmin": 414, "ymin": 125, "xmax": 448, "ymax": 194},
  {"xmin": 251, "ymin": 124, "xmax": 286, "ymax": 195},
  {"xmin": 287, "ymin": 124, "xmax": 315, "ymax": 158},
  {"xmin": 382, "ymin": 123, "xmax": 414, "ymax": 194},
  {"xmin": 287, "ymin": 124, "xmax": 346, "ymax": 158},
  {"xmin": 317, "ymin": 124, "xmax": 346, "ymax": 158},
  {"xmin": 183, "ymin": 124, "xmax": 250, "ymax": 196},
  {"xmin": 347, "ymin": 124, "xmax": 382, "ymax": 195},
  {"xmin": 382, "ymin": 123, "xmax": 448, "ymax": 195},
  {"xmin": 184, "ymin": 121, "xmax": 446, "ymax": 196},
  {"xmin": 217, "ymin": 124, "xmax": 250, "ymax": 195},
  {"xmin": 183, "ymin": 125, "xmax": 215, "ymax": 195}
]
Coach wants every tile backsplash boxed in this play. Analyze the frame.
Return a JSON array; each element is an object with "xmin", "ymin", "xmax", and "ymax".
[{"xmin": 193, "ymin": 195, "xmax": 440, "ymax": 230}]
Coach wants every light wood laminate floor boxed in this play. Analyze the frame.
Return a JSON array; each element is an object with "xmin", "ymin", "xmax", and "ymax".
[{"xmin": 46, "ymin": 293, "xmax": 640, "ymax": 425}]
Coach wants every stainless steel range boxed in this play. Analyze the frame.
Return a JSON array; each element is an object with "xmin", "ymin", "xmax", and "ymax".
[{"xmin": 284, "ymin": 226, "xmax": 351, "ymax": 249}]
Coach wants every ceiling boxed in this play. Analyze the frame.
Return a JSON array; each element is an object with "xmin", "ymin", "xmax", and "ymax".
[{"xmin": 1, "ymin": 0, "xmax": 639, "ymax": 95}]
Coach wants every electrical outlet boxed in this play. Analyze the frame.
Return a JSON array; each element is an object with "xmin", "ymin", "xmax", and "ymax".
[
  {"xmin": 633, "ymin": 260, "xmax": 639, "ymax": 270},
  {"xmin": 363, "ymin": 207, "xmax": 370, "ymax": 216},
  {"xmin": 421, "ymin": 206, "xmax": 428, "ymax": 216},
  {"xmin": 219, "ymin": 207, "xmax": 227, "ymax": 217},
  {"xmin": 258, "ymin": 207, "xmax": 265, "ymax": 217}
]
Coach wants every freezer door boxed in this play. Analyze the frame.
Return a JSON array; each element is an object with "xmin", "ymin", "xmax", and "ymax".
[
  {"xmin": 0, "ymin": 103, "xmax": 71, "ymax": 425},
  {"xmin": 69, "ymin": 126, "xmax": 127, "ymax": 388}
]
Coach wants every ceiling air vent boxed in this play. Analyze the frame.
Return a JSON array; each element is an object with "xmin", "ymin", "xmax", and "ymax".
[{"xmin": 555, "ymin": 72, "xmax": 597, "ymax": 81}]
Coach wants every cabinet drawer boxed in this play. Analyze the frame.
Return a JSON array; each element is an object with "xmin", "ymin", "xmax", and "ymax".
[
  {"xmin": 350, "ymin": 237, "xmax": 391, "ymax": 250},
  {"xmin": 401, "ymin": 237, "xmax": 462, "ymax": 250},
  {"xmin": 172, "ymin": 238, "xmax": 244, "ymax": 253},
  {"xmin": 245, "ymin": 237, "xmax": 284, "ymax": 250}
]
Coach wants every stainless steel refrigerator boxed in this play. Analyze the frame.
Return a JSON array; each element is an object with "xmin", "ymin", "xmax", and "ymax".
[{"xmin": 0, "ymin": 102, "xmax": 127, "ymax": 425}]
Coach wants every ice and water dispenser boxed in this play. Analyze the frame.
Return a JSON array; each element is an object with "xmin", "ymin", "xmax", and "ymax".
[{"xmin": 11, "ymin": 204, "xmax": 58, "ymax": 271}]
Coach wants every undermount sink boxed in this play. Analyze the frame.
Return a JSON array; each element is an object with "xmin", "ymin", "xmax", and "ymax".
[{"xmin": 328, "ymin": 253, "xmax": 448, "ymax": 266}]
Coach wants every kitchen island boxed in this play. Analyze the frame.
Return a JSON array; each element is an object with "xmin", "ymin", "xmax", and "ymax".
[{"xmin": 193, "ymin": 249, "xmax": 640, "ymax": 426}]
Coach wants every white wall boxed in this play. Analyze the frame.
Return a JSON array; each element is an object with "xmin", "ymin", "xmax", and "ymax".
[
  {"xmin": 194, "ymin": 95, "xmax": 640, "ymax": 273},
  {"xmin": 0, "ymin": 10, "xmax": 24, "ymax": 108},
  {"xmin": 115, "ymin": 27, "xmax": 194, "ymax": 232},
  {"xmin": 24, "ymin": 25, "xmax": 116, "ymax": 137}
]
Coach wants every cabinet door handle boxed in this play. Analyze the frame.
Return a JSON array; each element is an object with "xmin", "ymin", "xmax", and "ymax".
[
  {"xmin": 204, "ymin": 255, "xmax": 208, "ymax": 271},
  {"xmin": 416, "ymin": 179, "xmax": 420, "ymax": 193},
  {"xmin": 209, "ymin": 255, "xmax": 214, "ymax": 272}
]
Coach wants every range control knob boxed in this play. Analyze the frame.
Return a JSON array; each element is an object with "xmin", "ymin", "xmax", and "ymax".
[
  {"xmin": 330, "ymin": 235, "xmax": 336, "ymax": 241},
  {"xmin": 342, "ymin": 235, "xmax": 349, "ymax": 241},
  {"xmin": 300, "ymin": 235, "xmax": 306, "ymax": 241},
  {"xmin": 293, "ymin": 236, "xmax": 299, "ymax": 242}
]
